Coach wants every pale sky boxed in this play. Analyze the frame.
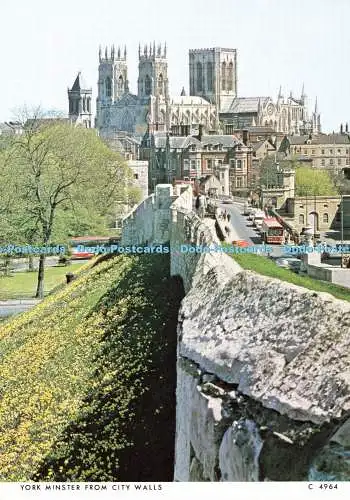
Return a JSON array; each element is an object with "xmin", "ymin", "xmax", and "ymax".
[{"xmin": 1, "ymin": 0, "xmax": 349, "ymax": 132}]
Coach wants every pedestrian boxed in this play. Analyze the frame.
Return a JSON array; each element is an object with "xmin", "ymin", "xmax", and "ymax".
[
  {"xmin": 223, "ymin": 210, "xmax": 227, "ymax": 220},
  {"xmin": 227, "ymin": 213, "xmax": 231, "ymax": 223}
]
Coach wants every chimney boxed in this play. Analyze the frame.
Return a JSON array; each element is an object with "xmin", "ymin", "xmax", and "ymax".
[{"xmin": 242, "ymin": 129, "xmax": 249, "ymax": 146}]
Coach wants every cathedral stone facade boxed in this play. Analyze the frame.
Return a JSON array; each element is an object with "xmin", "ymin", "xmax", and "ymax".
[
  {"xmin": 221, "ymin": 87, "xmax": 321, "ymax": 135},
  {"xmin": 95, "ymin": 43, "xmax": 218, "ymax": 138}
]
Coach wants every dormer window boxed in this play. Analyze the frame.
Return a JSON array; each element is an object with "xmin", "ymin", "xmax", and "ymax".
[{"xmin": 191, "ymin": 144, "xmax": 196, "ymax": 152}]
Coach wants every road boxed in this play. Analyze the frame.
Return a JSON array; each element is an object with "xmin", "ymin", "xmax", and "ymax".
[
  {"xmin": 11, "ymin": 256, "xmax": 59, "ymax": 272},
  {"xmin": 220, "ymin": 202, "xmax": 284, "ymax": 257},
  {"xmin": 220, "ymin": 202, "xmax": 261, "ymax": 244},
  {"xmin": 0, "ymin": 300, "xmax": 42, "ymax": 319}
]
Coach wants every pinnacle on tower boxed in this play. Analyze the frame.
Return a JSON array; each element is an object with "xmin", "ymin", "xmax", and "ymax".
[
  {"xmin": 153, "ymin": 41, "xmax": 156, "ymax": 57},
  {"xmin": 124, "ymin": 45, "xmax": 127, "ymax": 59},
  {"xmin": 118, "ymin": 46, "xmax": 121, "ymax": 58},
  {"xmin": 144, "ymin": 44, "xmax": 147, "ymax": 56},
  {"xmin": 180, "ymin": 87, "xmax": 186, "ymax": 96},
  {"xmin": 111, "ymin": 44, "xmax": 115, "ymax": 59},
  {"xmin": 138, "ymin": 42, "xmax": 141, "ymax": 58},
  {"xmin": 164, "ymin": 42, "xmax": 167, "ymax": 58},
  {"xmin": 157, "ymin": 43, "xmax": 161, "ymax": 56},
  {"xmin": 105, "ymin": 46, "xmax": 108, "ymax": 59},
  {"xmin": 99, "ymin": 45, "xmax": 102, "ymax": 62}
]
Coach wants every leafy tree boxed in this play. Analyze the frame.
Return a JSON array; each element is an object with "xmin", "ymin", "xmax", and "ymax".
[
  {"xmin": 0, "ymin": 108, "xmax": 136, "ymax": 298},
  {"xmin": 295, "ymin": 166, "xmax": 338, "ymax": 196}
]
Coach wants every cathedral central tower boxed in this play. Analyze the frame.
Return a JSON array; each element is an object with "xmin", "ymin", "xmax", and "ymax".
[{"xmin": 189, "ymin": 47, "xmax": 237, "ymax": 111}]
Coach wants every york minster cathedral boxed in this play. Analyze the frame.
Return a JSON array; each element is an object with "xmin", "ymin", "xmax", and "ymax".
[{"xmin": 68, "ymin": 43, "xmax": 321, "ymax": 137}]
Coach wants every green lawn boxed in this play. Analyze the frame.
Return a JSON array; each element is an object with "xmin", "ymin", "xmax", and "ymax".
[
  {"xmin": 231, "ymin": 252, "xmax": 350, "ymax": 302},
  {"xmin": 0, "ymin": 263, "xmax": 85, "ymax": 300}
]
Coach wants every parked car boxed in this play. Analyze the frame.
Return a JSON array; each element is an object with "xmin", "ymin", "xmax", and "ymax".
[
  {"xmin": 243, "ymin": 202, "xmax": 251, "ymax": 216},
  {"xmin": 252, "ymin": 210, "xmax": 265, "ymax": 228},
  {"xmin": 232, "ymin": 240, "xmax": 250, "ymax": 247},
  {"xmin": 248, "ymin": 208, "xmax": 257, "ymax": 221},
  {"xmin": 275, "ymin": 257, "xmax": 302, "ymax": 273}
]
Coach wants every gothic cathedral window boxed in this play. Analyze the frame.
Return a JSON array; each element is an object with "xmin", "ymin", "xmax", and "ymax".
[
  {"xmin": 221, "ymin": 61, "xmax": 226, "ymax": 91},
  {"xmin": 105, "ymin": 77, "xmax": 112, "ymax": 97},
  {"xmin": 197, "ymin": 62, "xmax": 203, "ymax": 92},
  {"xmin": 145, "ymin": 75, "xmax": 151, "ymax": 96},
  {"xmin": 207, "ymin": 62, "xmax": 213, "ymax": 91},
  {"xmin": 158, "ymin": 74, "xmax": 164, "ymax": 96},
  {"xmin": 227, "ymin": 62, "xmax": 234, "ymax": 92},
  {"xmin": 118, "ymin": 75, "xmax": 124, "ymax": 91}
]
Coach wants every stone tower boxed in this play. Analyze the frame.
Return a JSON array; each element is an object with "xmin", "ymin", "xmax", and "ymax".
[
  {"xmin": 137, "ymin": 42, "xmax": 169, "ymax": 99},
  {"xmin": 67, "ymin": 72, "xmax": 92, "ymax": 128},
  {"xmin": 97, "ymin": 45, "xmax": 128, "ymax": 103},
  {"xmin": 189, "ymin": 47, "xmax": 237, "ymax": 110}
]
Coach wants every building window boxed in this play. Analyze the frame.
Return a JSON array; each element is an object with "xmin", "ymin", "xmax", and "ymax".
[
  {"xmin": 347, "ymin": 158, "xmax": 350, "ymax": 165},
  {"xmin": 338, "ymin": 158, "xmax": 342, "ymax": 165},
  {"xmin": 105, "ymin": 77, "xmax": 112, "ymax": 97},
  {"xmin": 207, "ymin": 61, "xmax": 213, "ymax": 91},
  {"xmin": 197, "ymin": 62, "xmax": 203, "ymax": 92},
  {"xmin": 299, "ymin": 205, "xmax": 304, "ymax": 208},
  {"xmin": 321, "ymin": 149, "xmax": 325, "ymax": 154},
  {"xmin": 321, "ymin": 159, "xmax": 325, "ymax": 166},
  {"xmin": 311, "ymin": 149, "xmax": 315, "ymax": 154},
  {"xmin": 134, "ymin": 173, "xmax": 139, "ymax": 180},
  {"xmin": 236, "ymin": 177, "xmax": 242, "ymax": 187},
  {"xmin": 227, "ymin": 61, "xmax": 234, "ymax": 91},
  {"xmin": 338, "ymin": 149, "xmax": 341, "ymax": 154},
  {"xmin": 299, "ymin": 214, "xmax": 305, "ymax": 224},
  {"xmin": 145, "ymin": 74, "xmax": 151, "ymax": 95},
  {"xmin": 323, "ymin": 213, "xmax": 329, "ymax": 223},
  {"xmin": 330, "ymin": 149, "xmax": 333, "ymax": 154},
  {"xmin": 324, "ymin": 204, "xmax": 328, "ymax": 208},
  {"xmin": 330, "ymin": 159, "xmax": 334, "ymax": 166},
  {"xmin": 236, "ymin": 159, "xmax": 242, "ymax": 169},
  {"xmin": 207, "ymin": 159, "xmax": 212, "ymax": 169},
  {"xmin": 183, "ymin": 159, "xmax": 189, "ymax": 172},
  {"xmin": 221, "ymin": 61, "xmax": 226, "ymax": 91}
]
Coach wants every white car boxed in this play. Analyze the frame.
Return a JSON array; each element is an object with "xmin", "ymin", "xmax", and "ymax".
[
  {"xmin": 275, "ymin": 257, "xmax": 302, "ymax": 273},
  {"xmin": 248, "ymin": 208, "xmax": 257, "ymax": 221}
]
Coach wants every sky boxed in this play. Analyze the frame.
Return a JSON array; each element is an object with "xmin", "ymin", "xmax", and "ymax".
[{"xmin": 1, "ymin": 0, "xmax": 350, "ymax": 132}]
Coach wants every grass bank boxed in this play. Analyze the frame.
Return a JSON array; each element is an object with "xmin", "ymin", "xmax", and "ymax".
[
  {"xmin": 0, "ymin": 253, "xmax": 183, "ymax": 481},
  {"xmin": 0, "ymin": 262, "xmax": 85, "ymax": 300},
  {"xmin": 231, "ymin": 252, "xmax": 350, "ymax": 302}
]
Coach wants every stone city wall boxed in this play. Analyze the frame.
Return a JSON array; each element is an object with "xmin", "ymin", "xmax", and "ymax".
[
  {"xmin": 122, "ymin": 184, "xmax": 350, "ymax": 480},
  {"xmin": 122, "ymin": 184, "xmax": 174, "ymax": 246}
]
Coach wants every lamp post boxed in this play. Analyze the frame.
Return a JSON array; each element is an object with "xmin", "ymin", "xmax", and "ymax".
[{"xmin": 341, "ymin": 192, "xmax": 344, "ymax": 268}]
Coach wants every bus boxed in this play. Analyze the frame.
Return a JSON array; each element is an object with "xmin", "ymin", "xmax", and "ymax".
[
  {"xmin": 69, "ymin": 236, "xmax": 112, "ymax": 259},
  {"xmin": 261, "ymin": 218, "xmax": 284, "ymax": 244}
]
